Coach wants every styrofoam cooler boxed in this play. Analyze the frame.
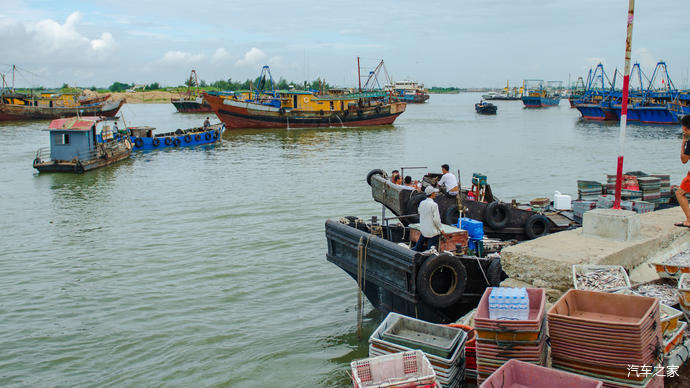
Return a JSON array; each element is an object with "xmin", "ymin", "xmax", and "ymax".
[{"xmin": 553, "ymin": 191, "xmax": 572, "ymax": 210}]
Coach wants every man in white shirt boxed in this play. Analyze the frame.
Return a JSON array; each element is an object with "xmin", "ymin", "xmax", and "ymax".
[
  {"xmin": 413, "ymin": 186, "xmax": 446, "ymax": 251},
  {"xmin": 438, "ymin": 164, "xmax": 459, "ymax": 196}
]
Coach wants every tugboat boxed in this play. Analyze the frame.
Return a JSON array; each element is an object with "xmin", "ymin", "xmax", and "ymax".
[
  {"xmin": 33, "ymin": 116, "xmax": 132, "ymax": 173},
  {"xmin": 129, "ymin": 123, "xmax": 225, "ymax": 150},
  {"xmin": 475, "ymin": 100, "xmax": 497, "ymax": 115}
]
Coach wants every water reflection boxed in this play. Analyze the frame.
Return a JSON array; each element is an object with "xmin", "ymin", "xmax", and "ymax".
[{"xmin": 574, "ymin": 118, "xmax": 681, "ymax": 140}]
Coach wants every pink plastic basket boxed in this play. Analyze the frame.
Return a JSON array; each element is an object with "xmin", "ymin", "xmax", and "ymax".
[{"xmin": 351, "ymin": 350, "xmax": 438, "ymax": 388}]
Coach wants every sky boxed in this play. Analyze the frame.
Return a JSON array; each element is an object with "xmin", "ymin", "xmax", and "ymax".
[{"xmin": 0, "ymin": 0, "xmax": 688, "ymax": 89}]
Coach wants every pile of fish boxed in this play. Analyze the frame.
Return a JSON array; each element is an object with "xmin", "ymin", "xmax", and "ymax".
[
  {"xmin": 574, "ymin": 266, "xmax": 629, "ymax": 291},
  {"xmin": 631, "ymin": 282, "xmax": 679, "ymax": 306}
]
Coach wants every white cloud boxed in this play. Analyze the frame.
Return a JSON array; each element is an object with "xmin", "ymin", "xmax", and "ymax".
[
  {"xmin": 211, "ymin": 47, "xmax": 230, "ymax": 62},
  {"xmin": 0, "ymin": 11, "xmax": 117, "ymax": 68},
  {"xmin": 160, "ymin": 50, "xmax": 205, "ymax": 63},
  {"xmin": 235, "ymin": 47, "xmax": 267, "ymax": 67},
  {"xmin": 91, "ymin": 32, "xmax": 116, "ymax": 50}
]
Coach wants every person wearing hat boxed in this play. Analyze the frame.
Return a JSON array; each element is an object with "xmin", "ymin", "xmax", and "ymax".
[
  {"xmin": 203, "ymin": 117, "xmax": 211, "ymax": 129},
  {"xmin": 413, "ymin": 186, "xmax": 446, "ymax": 251}
]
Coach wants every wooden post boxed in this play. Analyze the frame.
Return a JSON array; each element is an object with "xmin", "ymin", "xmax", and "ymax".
[{"xmin": 613, "ymin": 0, "xmax": 635, "ymax": 209}]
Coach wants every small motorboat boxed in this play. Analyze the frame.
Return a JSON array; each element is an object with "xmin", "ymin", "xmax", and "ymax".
[{"xmin": 475, "ymin": 101, "xmax": 497, "ymax": 115}]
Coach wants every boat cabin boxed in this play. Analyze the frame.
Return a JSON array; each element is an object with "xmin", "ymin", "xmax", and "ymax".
[{"xmin": 45, "ymin": 116, "xmax": 116, "ymax": 161}]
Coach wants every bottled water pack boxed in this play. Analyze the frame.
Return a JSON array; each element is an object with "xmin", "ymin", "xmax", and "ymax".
[{"xmin": 489, "ymin": 287, "xmax": 530, "ymax": 320}]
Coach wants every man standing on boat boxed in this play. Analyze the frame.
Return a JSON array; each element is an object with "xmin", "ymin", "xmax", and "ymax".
[
  {"xmin": 439, "ymin": 164, "xmax": 459, "ymax": 196},
  {"xmin": 413, "ymin": 186, "xmax": 445, "ymax": 251},
  {"xmin": 675, "ymin": 115, "xmax": 690, "ymax": 228},
  {"xmin": 203, "ymin": 117, "xmax": 211, "ymax": 129}
]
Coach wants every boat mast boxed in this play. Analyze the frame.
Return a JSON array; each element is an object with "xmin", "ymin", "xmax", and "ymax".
[
  {"xmin": 613, "ymin": 0, "xmax": 635, "ymax": 210},
  {"xmin": 357, "ymin": 57, "xmax": 362, "ymax": 93}
]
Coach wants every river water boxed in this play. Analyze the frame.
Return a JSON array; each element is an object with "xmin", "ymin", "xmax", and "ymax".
[{"xmin": 0, "ymin": 93, "xmax": 684, "ymax": 387}]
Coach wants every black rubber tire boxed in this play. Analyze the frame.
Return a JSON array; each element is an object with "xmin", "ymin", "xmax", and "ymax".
[
  {"xmin": 416, "ymin": 254, "xmax": 467, "ymax": 308},
  {"xmin": 151, "ymin": 138, "xmax": 160, "ymax": 147},
  {"xmin": 443, "ymin": 205, "xmax": 460, "ymax": 226},
  {"xmin": 525, "ymin": 213, "xmax": 551, "ymax": 240},
  {"xmin": 406, "ymin": 192, "xmax": 427, "ymax": 224},
  {"xmin": 164, "ymin": 137, "xmax": 172, "ymax": 146},
  {"xmin": 173, "ymin": 138, "xmax": 181, "ymax": 147},
  {"xmin": 486, "ymin": 258, "xmax": 503, "ymax": 287},
  {"xmin": 205, "ymin": 132, "xmax": 212, "ymax": 140},
  {"xmin": 134, "ymin": 137, "xmax": 144, "ymax": 148},
  {"xmin": 279, "ymin": 107, "xmax": 285, "ymax": 114},
  {"xmin": 375, "ymin": 106, "xmax": 381, "ymax": 113},
  {"xmin": 484, "ymin": 201, "xmax": 510, "ymax": 230},
  {"xmin": 184, "ymin": 134, "xmax": 192, "ymax": 143},
  {"xmin": 175, "ymin": 129, "xmax": 183, "ymax": 135},
  {"xmin": 213, "ymin": 130, "xmax": 219, "ymax": 139},
  {"xmin": 194, "ymin": 134, "xmax": 201, "ymax": 141},
  {"xmin": 366, "ymin": 169, "xmax": 385, "ymax": 186}
]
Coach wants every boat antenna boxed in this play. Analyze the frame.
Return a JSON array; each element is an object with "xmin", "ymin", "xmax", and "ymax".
[{"xmin": 357, "ymin": 57, "xmax": 362, "ymax": 93}]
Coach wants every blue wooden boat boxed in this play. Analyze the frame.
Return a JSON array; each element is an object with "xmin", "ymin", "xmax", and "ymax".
[
  {"xmin": 33, "ymin": 116, "xmax": 132, "ymax": 173},
  {"xmin": 129, "ymin": 123, "xmax": 225, "ymax": 151}
]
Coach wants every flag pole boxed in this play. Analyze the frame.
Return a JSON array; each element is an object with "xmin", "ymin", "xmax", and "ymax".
[{"xmin": 613, "ymin": 0, "xmax": 635, "ymax": 209}]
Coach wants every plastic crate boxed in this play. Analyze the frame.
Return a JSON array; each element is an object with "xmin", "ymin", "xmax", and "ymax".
[
  {"xmin": 351, "ymin": 350, "xmax": 438, "ymax": 388},
  {"xmin": 381, "ymin": 315, "xmax": 463, "ymax": 358},
  {"xmin": 633, "ymin": 200, "xmax": 654, "ymax": 214},
  {"xmin": 596, "ymin": 195, "xmax": 614, "ymax": 209},
  {"xmin": 572, "ymin": 200, "xmax": 596, "ymax": 219},
  {"xmin": 460, "ymin": 218, "xmax": 484, "ymax": 239},
  {"xmin": 572, "ymin": 264, "xmax": 631, "ymax": 293},
  {"xmin": 479, "ymin": 359, "xmax": 603, "ymax": 388}
]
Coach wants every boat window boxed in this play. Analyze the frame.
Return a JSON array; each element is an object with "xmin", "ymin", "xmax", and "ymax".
[{"xmin": 55, "ymin": 133, "xmax": 70, "ymax": 145}]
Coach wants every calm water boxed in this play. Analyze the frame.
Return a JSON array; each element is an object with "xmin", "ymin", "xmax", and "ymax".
[{"xmin": 0, "ymin": 94, "xmax": 684, "ymax": 387}]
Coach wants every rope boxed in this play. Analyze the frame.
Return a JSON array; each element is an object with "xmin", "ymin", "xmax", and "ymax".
[
  {"xmin": 356, "ymin": 234, "xmax": 372, "ymax": 339},
  {"xmin": 475, "ymin": 255, "xmax": 491, "ymax": 286}
]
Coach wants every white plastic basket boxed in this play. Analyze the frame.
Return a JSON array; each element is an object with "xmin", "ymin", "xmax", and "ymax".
[
  {"xmin": 351, "ymin": 350, "xmax": 438, "ymax": 388},
  {"xmin": 572, "ymin": 264, "xmax": 631, "ymax": 293}
]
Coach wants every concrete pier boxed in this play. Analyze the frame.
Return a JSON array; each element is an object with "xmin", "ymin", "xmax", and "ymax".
[{"xmin": 500, "ymin": 207, "xmax": 690, "ymax": 300}]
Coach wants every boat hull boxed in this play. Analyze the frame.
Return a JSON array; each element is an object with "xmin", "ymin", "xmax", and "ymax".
[
  {"xmin": 204, "ymin": 93, "xmax": 405, "ymax": 129},
  {"xmin": 171, "ymin": 99, "xmax": 213, "ymax": 113},
  {"xmin": 0, "ymin": 99, "xmax": 124, "ymax": 121},
  {"xmin": 611, "ymin": 105, "xmax": 677, "ymax": 124},
  {"xmin": 521, "ymin": 96, "xmax": 560, "ymax": 108},
  {"xmin": 130, "ymin": 125, "xmax": 225, "ymax": 150},
  {"xmin": 33, "ymin": 141, "xmax": 131, "ymax": 173},
  {"xmin": 574, "ymin": 103, "xmax": 617, "ymax": 121},
  {"xmin": 325, "ymin": 219, "xmax": 499, "ymax": 323}
]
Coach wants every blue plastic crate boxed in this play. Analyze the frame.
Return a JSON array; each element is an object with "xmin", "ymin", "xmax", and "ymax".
[{"xmin": 461, "ymin": 218, "xmax": 484, "ymax": 239}]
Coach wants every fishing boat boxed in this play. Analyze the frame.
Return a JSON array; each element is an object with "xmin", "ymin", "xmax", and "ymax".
[
  {"xmin": 203, "ymin": 64, "xmax": 406, "ymax": 130},
  {"xmin": 521, "ymin": 80, "xmax": 562, "ymax": 108},
  {"xmin": 33, "ymin": 116, "xmax": 132, "ymax": 173},
  {"xmin": 568, "ymin": 76, "xmax": 586, "ymax": 108},
  {"xmin": 475, "ymin": 101, "xmax": 497, "ymax": 115},
  {"xmin": 129, "ymin": 123, "xmax": 225, "ymax": 150},
  {"xmin": 0, "ymin": 91, "xmax": 124, "ymax": 121},
  {"xmin": 170, "ymin": 70, "xmax": 213, "ymax": 113},
  {"xmin": 325, "ymin": 216, "xmax": 506, "ymax": 323},
  {"xmin": 386, "ymin": 80, "xmax": 430, "ymax": 103},
  {"xmin": 482, "ymin": 81, "xmax": 522, "ymax": 101},
  {"xmin": 366, "ymin": 169, "xmax": 575, "ymax": 241},
  {"xmin": 573, "ymin": 64, "xmax": 619, "ymax": 121}
]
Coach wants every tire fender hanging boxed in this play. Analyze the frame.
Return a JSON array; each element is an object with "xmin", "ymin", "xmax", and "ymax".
[{"xmin": 416, "ymin": 254, "xmax": 467, "ymax": 308}]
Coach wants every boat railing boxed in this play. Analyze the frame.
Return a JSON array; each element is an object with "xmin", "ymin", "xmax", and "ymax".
[{"xmin": 34, "ymin": 147, "xmax": 51, "ymax": 162}]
